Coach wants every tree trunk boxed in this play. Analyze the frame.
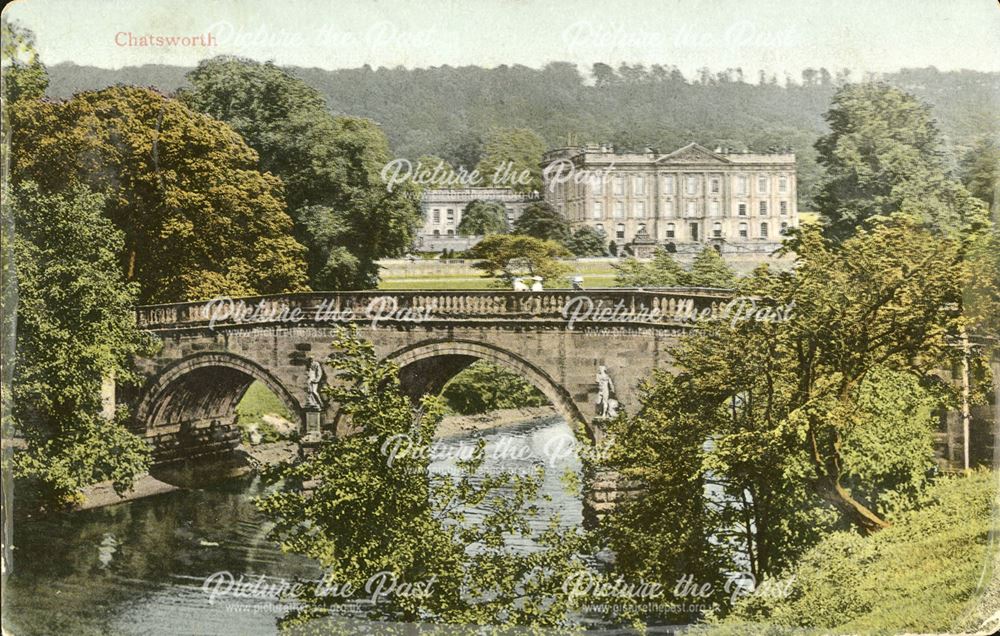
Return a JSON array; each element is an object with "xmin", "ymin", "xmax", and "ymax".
[
  {"xmin": 959, "ymin": 323, "xmax": 972, "ymax": 471},
  {"xmin": 814, "ymin": 476, "xmax": 890, "ymax": 535},
  {"xmin": 127, "ymin": 247, "xmax": 137, "ymax": 281},
  {"xmin": 808, "ymin": 425, "xmax": 890, "ymax": 535}
]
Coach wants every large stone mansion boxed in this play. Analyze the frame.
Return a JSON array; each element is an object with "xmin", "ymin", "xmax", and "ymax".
[
  {"xmin": 540, "ymin": 142, "xmax": 798, "ymax": 254},
  {"xmin": 414, "ymin": 142, "xmax": 798, "ymax": 255},
  {"xmin": 415, "ymin": 187, "xmax": 540, "ymax": 252}
]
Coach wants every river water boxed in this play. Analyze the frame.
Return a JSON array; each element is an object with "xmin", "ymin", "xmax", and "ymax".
[{"xmin": 3, "ymin": 416, "xmax": 585, "ymax": 635}]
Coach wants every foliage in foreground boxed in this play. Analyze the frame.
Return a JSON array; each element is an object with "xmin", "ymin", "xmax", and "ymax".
[
  {"xmin": 600, "ymin": 217, "xmax": 982, "ymax": 630},
  {"xmin": 255, "ymin": 329, "xmax": 594, "ymax": 631},
  {"xmin": 717, "ymin": 470, "xmax": 999, "ymax": 635},
  {"xmin": 10, "ymin": 182, "xmax": 152, "ymax": 507}
]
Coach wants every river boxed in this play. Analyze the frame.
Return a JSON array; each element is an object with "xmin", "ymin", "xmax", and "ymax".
[{"xmin": 3, "ymin": 415, "xmax": 586, "ymax": 635}]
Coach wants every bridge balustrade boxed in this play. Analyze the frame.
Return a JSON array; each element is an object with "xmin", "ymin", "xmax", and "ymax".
[{"xmin": 135, "ymin": 289, "xmax": 735, "ymax": 330}]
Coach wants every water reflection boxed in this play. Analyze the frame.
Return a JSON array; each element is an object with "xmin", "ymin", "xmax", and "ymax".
[{"xmin": 4, "ymin": 416, "xmax": 584, "ymax": 635}]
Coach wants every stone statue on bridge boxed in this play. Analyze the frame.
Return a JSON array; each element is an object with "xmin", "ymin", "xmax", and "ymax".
[
  {"xmin": 305, "ymin": 358, "xmax": 325, "ymax": 409},
  {"xmin": 596, "ymin": 365, "xmax": 618, "ymax": 418}
]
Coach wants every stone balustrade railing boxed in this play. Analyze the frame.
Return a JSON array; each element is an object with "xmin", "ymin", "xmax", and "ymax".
[{"xmin": 135, "ymin": 289, "xmax": 737, "ymax": 331}]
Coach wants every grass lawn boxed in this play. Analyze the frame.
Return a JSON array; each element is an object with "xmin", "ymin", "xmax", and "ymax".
[
  {"xmin": 379, "ymin": 261, "xmax": 620, "ymax": 290},
  {"xmin": 235, "ymin": 382, "xmax": 295, "ymax": 443}
]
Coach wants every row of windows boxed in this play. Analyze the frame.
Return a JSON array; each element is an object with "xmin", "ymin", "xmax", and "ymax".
[
  {"xmin": 428, "ymin": 206, "xmax": 516, "ymax": 224},
  {"xmin": 429, "ymin": 221, "xmax": 789, "ymax": 240},
  {"xmin": 588, "ymin": 199, "xmax": 790, "ymax": 219},
  {"xmin": 579, "ymin": 174, "xmax": 791, "ymax": 197},
  {"xmin": 594, "ymin": 221, "xmax": 789, "ymax": 240},
  {"xmin": 430, "ymin": 208, "xmax": 456, "ymax": 224}
]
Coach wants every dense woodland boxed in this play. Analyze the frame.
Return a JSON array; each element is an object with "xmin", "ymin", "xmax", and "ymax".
[{"xmin": 45, "ymin": 63, "xmax": 1000, "ymax": 208}]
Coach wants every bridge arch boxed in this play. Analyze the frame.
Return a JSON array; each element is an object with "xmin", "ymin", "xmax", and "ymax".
[
  {"xmin": 134, "ymin": 351, "xmax": 302, "ymax": 436},
  {"xmin": 384, "ymin": 339, "xmax": 589, "ymax": 436}
]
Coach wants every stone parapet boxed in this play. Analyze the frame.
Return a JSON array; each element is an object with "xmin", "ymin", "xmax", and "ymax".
[{"xmin": 136, "ymin": 289, "xmax": 735, "ymax": 332}]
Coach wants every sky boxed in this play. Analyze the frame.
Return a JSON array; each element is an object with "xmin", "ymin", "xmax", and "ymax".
[{"xmin": 3, "ymin": 0, "xmax": 999, "ymax": 77}]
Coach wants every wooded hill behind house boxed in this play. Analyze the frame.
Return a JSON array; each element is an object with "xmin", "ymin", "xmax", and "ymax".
[{"xmin": 44, "ymin": 63, "xmax": 1000, "ymax": 209}]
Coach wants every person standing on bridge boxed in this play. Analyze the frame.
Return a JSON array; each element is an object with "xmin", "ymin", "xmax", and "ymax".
[{"xmin": 531, "ymin": 276, "xmax": 544, "ymax": 292}]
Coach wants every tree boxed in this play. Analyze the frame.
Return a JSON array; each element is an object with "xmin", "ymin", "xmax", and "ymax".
[
  {"xmin": 687, "ymin": 246, "xmax": 737, "ymax": 287},
  {"xmin": 10, "ymin": 182, "xmax": 153, "ymax": 507},
  {"xmin": 602, "ymin": 219, "xmax": 970, "ymax": 622},
  {"xmin": 456, "ymin": 200, "xmax": 507, "ymax": 236},
  {"xmin": 592, "ymin": 63, "xmax": 619, "ymax": 88},
  {"xmin": 958, "ymin": 136, "xmax": 1000, "ymax": 217},
  {"xmin": 475, "ymin": 127, "xmax": 546, "ymax": 193},
  {"xmin": 298, "ymin": 116, "xmax": 423, "ymax": 289},
  {"xmin": 468, "ymin": 234, "xmax": 571, "ymax": 287},
  {"xmin": 731, "ymin": 221, "xmax": 964, "ymax": 533},
  {"xmin": 964, "ymin": 229, "xmax": 1000, "ymax": 338},
  {"xmin": 441, "ymin": 361, "xmax": 548, "ymax": 414},
  {"xmin": 613, "ymin": 219, "xmax": 968, "ymax": 548},
  {"xmin": 10, "ymin": 86, "xmax": 309, "ymax": 303},
  {"xmin": 182, "ymin": 56, "xmax": 422, "ymax": 290},
  {"xmin": 1, "ymin": 19, "xmax": 48, "ymax": 104},
  {"xmin": 180, "ymin": 57, "xmax": 329, "ymax": 207},
  {"xmin": 814, "ymin": 82, "xmax": 989, "ymax": 241},
  {"xmin": 613, "ymin": 248, "xmax": 685, "ymax": 287},
  {"xmin": 511, "ymin": 201, "xmax": 571, "ymax": 244},
  {"xmin": 565, "ymin": 225, "xmax": 607, "ymax": 257},
  {"xmin": 601, "ymin": 373, "xmax": 732, "ymax": 624},
  {"xmin": 255, "ymin": 329, "xmax": 593, "ymax": 629}
]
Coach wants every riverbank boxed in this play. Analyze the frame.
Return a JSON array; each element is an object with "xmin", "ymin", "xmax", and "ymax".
[
  {"xmin": 72, "ymin": 411, "xmax": 559, "ymax": 510},
  {"xmin": 77, "ymin": 473, "xmax": 182, "ymax": 510},
  {"xmin": 76, "ymin": 442, "xmax": 297, "ymax": 510},
  {"xmin": 241, "ymin": 439, "xmax": 299, "ymax": 466},
  {"xmin": 435, "ymin": 406, "xmax": 560, "ymax": 440}
]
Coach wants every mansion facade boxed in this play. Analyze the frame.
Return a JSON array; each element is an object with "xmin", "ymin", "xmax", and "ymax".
[
  {"xmin": 415, "ymin": 187, "xmax": 539, "ymax": 252},
  {"xmin": 541, "ymin": 142, "xmax": 798, "ymax": 254}
]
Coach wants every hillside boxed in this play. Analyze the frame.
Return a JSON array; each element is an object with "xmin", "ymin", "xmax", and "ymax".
[{"xmin": 45, "ymin": 62, "xmax": 1000, "ymax": 206}]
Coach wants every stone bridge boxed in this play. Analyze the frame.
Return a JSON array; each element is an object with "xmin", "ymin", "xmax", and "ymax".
[
  {"xmin": 125, "ymin": 289, "xmax": 733, "ymax": 466},
  {"xmin": 121, "ymin": 289, "xmax": 997, "ymax": 522}
]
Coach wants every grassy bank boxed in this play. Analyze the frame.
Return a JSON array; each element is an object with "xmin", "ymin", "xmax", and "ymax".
[
  {"xmin": 713, "ymin": 469, "xmax": 1000, "ymax": 634},
  {"xmin": 235, "ymin": 382, "xmax": 294, "ymax": 443}
]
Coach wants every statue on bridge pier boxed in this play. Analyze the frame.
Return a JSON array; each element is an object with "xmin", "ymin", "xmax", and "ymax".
[
  {"xmin": 596, "ymin": 365, "xmax": 619, "ymax": 418},
  {"xmin": 305, "ymin": 358, "xmax": 325, "ymax": 409}
]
